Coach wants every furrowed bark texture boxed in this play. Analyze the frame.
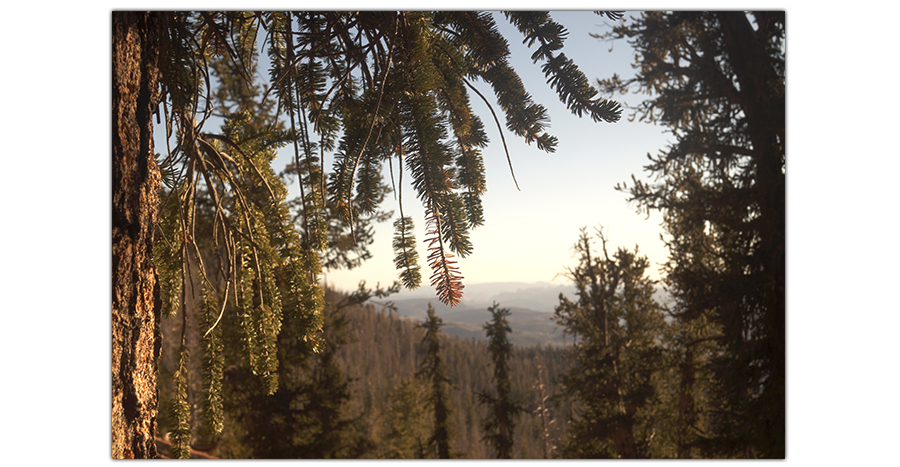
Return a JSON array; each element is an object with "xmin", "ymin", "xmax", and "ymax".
[{"xmin": 112, "ymin": 11, "xmax": 162, "ymax": 459}]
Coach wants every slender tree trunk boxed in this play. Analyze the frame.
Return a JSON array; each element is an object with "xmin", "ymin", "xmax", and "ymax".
[
  {"xmin": 677, "ymin": 346, "xmax": 696, "ymax": 459},
  {"xmin": 610, "ymin": 370, "xmax": 638, "ymax": 459},
  {"xmin": 112, "ymin": 11, "xmax": 162, "ymax": 459},
  {"xmin": 433, "ymin": 383, "xmax": 451, "ymax": 459}
]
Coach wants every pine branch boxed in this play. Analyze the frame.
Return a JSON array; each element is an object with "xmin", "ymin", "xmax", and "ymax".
[
  {"xmin": 504, "ymin": 11, "xmax": 622, "ymax": 124},
  {"xmin": 344, "ymin": 33, "xmax": 394, "ymax": 241},
  {"xmin": 424, "ymin": 206, "xmax": 464, "ymax": 307},
  {"xmin": 461, "ymin": 76, "xmax": 520, "ymax": 191},
  {"xmin": 443, "ymin": 11, "xmax": 559, "ymax": 152},
  {"xmin": 198, "ymin": 280, "xmax": 225, "ymax": 437},
  {"xmin": 392, "ymin": 216, "xmax": 422, "ymax": 290}
]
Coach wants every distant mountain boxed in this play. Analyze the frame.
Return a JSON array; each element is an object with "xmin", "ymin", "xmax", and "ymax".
[
  {"xmin": 381, "ymin": 281, "xmax": 673, "ymax": 347},
  {"xmin": 390, "ymin": 281, "xmax": 577, "ymax": 313},
  {"xmin": 386, "ymin": 297, "xmax": 570, "ymax": 347}
]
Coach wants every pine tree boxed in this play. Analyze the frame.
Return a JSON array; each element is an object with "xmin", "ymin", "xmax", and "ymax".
[
  {"xmin": 226, "ymin": 292, "xmax": 363, "ymax": 459},
  {"xmin": 598, "ymin": 11, "xmax": 785, "ymax": 458},
  {"xmin": 416, "ymin": 304, "xmax": 453, "ymax": 458},
  {"xmin": 382, "ymin": 377, "xmax": 433, "ymax": 459},
  {"xmin": 478, "ymin": 302, "xmax": 525, "ymax": 458},
  {"xmin": 112, "ymin": 11, "xmax": 623, "ymax": 456},
  {"xmin": 554, "ymin": 228, "xmax": 671, "ymax": 458}
]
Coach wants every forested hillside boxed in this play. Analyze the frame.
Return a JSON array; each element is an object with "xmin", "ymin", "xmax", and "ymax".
[
  {"xmin": 388, "ymin": 298, "xmax": 570, "ymax": 347},
  {"xmin": 334, "ymin": 293, "xmax": 572, "ymax": 458},
  {"xmin": 159, "ymin": 288, "xmax": 572, "ymax": 459}
]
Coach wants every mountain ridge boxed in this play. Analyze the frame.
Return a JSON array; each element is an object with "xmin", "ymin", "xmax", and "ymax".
[
  {"xmin": 385, "ymin": 297, "xmax": 570, "ymax": 347},
  {"xmin": 376, "ymin": 281, "xmax": 672, "ymax": 347}
]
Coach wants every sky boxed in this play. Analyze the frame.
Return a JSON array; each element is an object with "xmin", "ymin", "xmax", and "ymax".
[{"xmin": 268, "ymin": 11, "xmax": 677, "ymax": 295}]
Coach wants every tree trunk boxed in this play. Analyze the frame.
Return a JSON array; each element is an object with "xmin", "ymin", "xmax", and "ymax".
[
  {"xmin": 677, "ymin": 346, "xmax": 696, "ymax": 459},
  {"xmin": 112, "ymin": 11, "xmax": 162, "ymax": 459},
  {"xmin": 611, "ymin": 373, "xmax": 638, "ymax": 459},
  {"xmin": 717, "ymin": 12, "xmax": 786, "ymax": 458}
]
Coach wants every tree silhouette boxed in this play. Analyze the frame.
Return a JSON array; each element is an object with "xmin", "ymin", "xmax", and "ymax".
[
  {"xmin": 416, "ymin": 304, "xmax": 454, "ymax": 458},
  {"xmin": 599, "ymin": 11, "xmax": 785, "ymax": 458},
  {"xmin": 554, "ymin": 227, "xmax": 669, "ymax": 458},
  {"xmin": 478, "ymin": 302, "xmax": 524, "ymax": 458}
]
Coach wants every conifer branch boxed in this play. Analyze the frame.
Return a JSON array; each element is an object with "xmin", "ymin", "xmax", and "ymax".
[
  {"xmin": 424, "ymin": 205, "xmax": 464, "ymax": 307},
  {"xmin": 198, "ymin": 11, "xmax": 255, "ymax": 85},
  {"xmin": 462, "ymin": 76, "xmax": 520, "ymax": 191},
  {"xmin": 345, "ymin": 37, "xmax": 394, "ymax": 243},
  {"xmin": 429, "ymin": 27, "xmax": 521, "ymax": 191},
  {"xmin": 392, "ymin": 216, "xmax": 422, "ymax": 290},
  {"xmin": 260, "ymin": 13, "xmax": 356, "ymax": 107},
  {"xmin": 191, "ymin": 129, "xmax": 268, "ymax": 312},
  {"xmin": 282, "ymin": 14, "xmax": 314, "ymax": 249},
  {"xmin": 199, "ymin": 133, "xmax": 279, "ymax": 203},
  {"xmin": 202, "ymin": 280, "xmax": 230, "ymax": 338},
  {"xmin": 504, "ymin": 11, "xmax": 622, "ymax": 124},
  {"xmin": 391, "ymin": 145, "xmax": 422, "ymax": 290}
]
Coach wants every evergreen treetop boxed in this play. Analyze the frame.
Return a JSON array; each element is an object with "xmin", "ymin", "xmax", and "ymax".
[{"xmin": 478, "ymin": 302, "xmax": 525, "ymax": 459}]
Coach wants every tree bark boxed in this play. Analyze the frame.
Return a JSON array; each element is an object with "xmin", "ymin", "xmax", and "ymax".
[{"xmin": 112, "ymin": 11, "xmax": 162, "ymax": 459}]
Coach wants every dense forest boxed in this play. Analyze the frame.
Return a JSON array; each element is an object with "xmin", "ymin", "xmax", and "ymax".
[
  {"xmin": 112, "ymin": 11, "xmax": 785, "ymax": 459},
  {"xmin": 158, "ymin": 288, "xmax": 572, "ymax": 459}
]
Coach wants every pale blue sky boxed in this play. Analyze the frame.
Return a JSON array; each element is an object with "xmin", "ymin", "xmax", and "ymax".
[
  {"xmin": 149, "ymin": 11, "xmax": 675, "ymax": 297},
  {"xmin": 300, "ymin": 11, "xmax": 675, "ymax": 294}
]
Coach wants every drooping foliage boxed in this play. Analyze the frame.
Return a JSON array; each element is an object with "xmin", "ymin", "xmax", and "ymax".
[
  {"xmin": 219, "ymin": 285, "xmax": 392, "ymax": 459},
  {"xmin": 118, "ymin": 10, "xmax": 624, "ymax": 457},
  {"xmin": 554, "ymin": 228, "xmax": 671, "ymax": 459},
  {"xmin": 597, "ymin": 11, "xmax": 785, "ymax": 458}
]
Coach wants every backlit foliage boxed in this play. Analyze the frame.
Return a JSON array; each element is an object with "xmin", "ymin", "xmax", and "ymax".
[{"xmin": 149, "ymin": 11, "xmax": 622, "ymax": 456}]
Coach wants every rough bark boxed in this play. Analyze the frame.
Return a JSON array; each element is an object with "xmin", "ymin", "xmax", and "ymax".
[{"xmin": 112, "ymin": 11, "xmax": 162, "ymax": 459}]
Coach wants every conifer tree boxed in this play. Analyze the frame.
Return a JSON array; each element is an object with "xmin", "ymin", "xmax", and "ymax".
[
  {"xmin": 382, "ymin": 377, "xmax": 433, "ymax": 459},
  {"xmin": 478, "ymin": 302, "xmax": 524, "ymax": 459},
  {"xmin": 598, "ymin": 11, "xmax": 785, "ymax": 458},
  {"xmin": 416, "ymin": 304, "xmax": 453, "ymax": 458},
  {"xmin": 554, "ymin": 228, "xmax": 671, "ymax": 458},
  {"xmin": 226, "ymin": 292, "xmax": 362, "ymax": 459},
  {"xmin": 112, "ymin": 11, "xmax": 623, "ymax": 457}
]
